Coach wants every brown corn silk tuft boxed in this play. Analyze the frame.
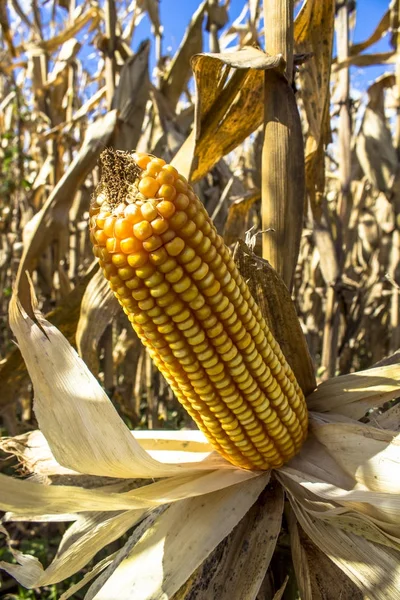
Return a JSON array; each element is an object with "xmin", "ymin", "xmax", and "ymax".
[{"xmin": 90, "ymin": 150, "xmax": 308, "ymax": 470}]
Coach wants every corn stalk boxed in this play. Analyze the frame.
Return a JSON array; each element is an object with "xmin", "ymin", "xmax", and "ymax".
[
  {"xmin": 261, "ymin": 0, "xmax": 305, "ymax": 292},
  {"xmin": 390, "ymin": 0, "xmax": 400, "ymax": 352},
  {"xmin": 321, "ymin": 0, "xmax": 352, "ymax": 378}
]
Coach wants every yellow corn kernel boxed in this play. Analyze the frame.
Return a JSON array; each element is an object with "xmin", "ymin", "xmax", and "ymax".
[
  {"xmin": 157, "ymin": 200, "xmax": 175, "ymax": 218},
  {"xmin": 133, "ymin": 221, "xmax": 153, "ymax": 241},
  {"xmin": 141, "ymin": 202, "xmax": 158, "ymax": 221},
  {"xmin": 151, "ymin": 217, "xmax": 169, "ymax": 235},
  {"xmin": 158, "ymin": 183, "xmax": 176, "ymax": 200},
  {"xmin": 165, "ymin": 237, "xmax": 185, "ymax": 257},
  {"xmin": 127, "ymin": 251, "xmax": 148, "ymax": 268},
  {"xmin": 114, "ymin": 218, "xmax": 132, "ymax": 239},
  {"xmin": 125, "ymin": 204, "xmax": 143, "ymax": 224},
  {"xmin": 120, "ymin": 237, "xmax": 142, "ymax": 254},
  {"xmin": 139, "ymin": 176, "xmax": 160, "ymax": 198},
  {"xmin": 143, "ymin": 235, "xmax": 163, "ymax": 252}
]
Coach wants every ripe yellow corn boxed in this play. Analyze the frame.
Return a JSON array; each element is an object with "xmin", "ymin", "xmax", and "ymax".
[{"xmin": 90, "ymin": 149, "xmax": 308, "ymax": 470}]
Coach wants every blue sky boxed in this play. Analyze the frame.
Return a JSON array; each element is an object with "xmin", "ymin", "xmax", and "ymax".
[
  {"xmin": 132, "ymin": 0, "xmax": 393, "ymax": 92},
  {"xmin": 9, "ymin": 0, "xmax": 393, "ymax": 104},
  {"xmin": 347, "ymin": 0, "xmax": 393, "ymax": 88}
]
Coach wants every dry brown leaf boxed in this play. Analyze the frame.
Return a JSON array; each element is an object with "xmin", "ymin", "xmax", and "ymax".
[
  {"xmin": 294, "ymin": 0, "xmax": 335, "ymax": 220},
  {"xmin": 223, "ymin": 190, "xmax": 261, "ymax": 246},
  {"xmin": 16, "ymin": 41, "xmax": 149, "ymax": 313},
  {"xmin": 0, "ymin": 266, "xmax": 96, "ymax": 410},
  {"xmin": 290, "ymin": 501, "xmax": 400, "ymax": 599},
  {"xmin": 206, "ymin": 1, "xmax": 228, "ymax": 31},
  {"xmin": 137, "ymin": 87, "xmax": 186, "ymax": 158},
  {"xmin": 0, "ymin": 0, "xmax": 15, "ymax": 57},
  {"xmin": 233, "ymin": 241, "xmax": 316, "ymax": 396},
  {"xmin": 110, "ymin": 40, "xmax": 150, "ymax": 150},
  {"xmin": 219, "ymin": 4, "xmax": 257, "ymax": 51},
  {"xmin": 172, "ymin": 47, "xmax": 285, "ymax": 181},
  {"xmin": 173, "ymin": 481, "xmax": 282, "ymax": 600},
  {"xmin": 333, "ymin": 51, "xmax": 395, "ymax": 72},
  {"xmin": 15, "ymin": 7, "xmax": 101, "ymax": 54},
  {"xmin": 143, "ymin": 0, "xmax": 162, "ymax": 35},
  {"xmin": 313, "ymin": 224, "xmax": 340, "ymax": 285},
  {"xmin": 58, "ymin": 554, "xmax": 117, "ymax": 600},
  {"xmin": 270, "ymin": 577, "xmax": 289, "ymax": 600},
  {"xmin": 371, "ymin": 404, "xmax": 400, "ymax": 431},
  {"xmin": 45, "ymin": 39, "xmax": 81, "ymax": 87},
  {"xmin": 15, "ymin": 110, "xmax": 117, "ymax": 313},
  {"xmin": 287, "ymin": 506, "xmax": 363, "ymax": 600},
  {"xmin": 76, "ymin": 270, "xmax": 119, "ymax": 375},
  {"xmin": 311, "ymin": 420, "xmax": 400, "ymax": 494},
  {"xmin": 249, "ymin": 0, "xmax": 260, "ymax": 26},
  {"xmin": 83, "ymin": 476, "xmax": 269, "ymax": 600},
  {"xmin": 161, "ymin": 0, "xmax": 207, "ymax": 109},
  {"xmin": 356, "ymin": 75, "xmax": 397, "ymax": 194},
  {"xmin": 306, "ymin": 364, "xmax": 400, "ymax": 417},
  {"xmin": 350, "ymin": 8, "xmax": 390, "ymax": 56},
  {"xmin": 28, "ymin": 48, "xmax": 48, "ymax": 115},
  {"xmin": 41, "ymin": 88, "xmax": 107, "ymax": 138}
]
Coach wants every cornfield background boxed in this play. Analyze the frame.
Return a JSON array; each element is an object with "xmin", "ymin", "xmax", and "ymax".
[{"xmin": 0, "ymin": 0, "xmax": 399, "ymax": 597}]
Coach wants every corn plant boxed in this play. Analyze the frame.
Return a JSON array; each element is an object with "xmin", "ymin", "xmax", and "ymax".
[{"xmin": 0, "ymin": 0, "xmax": 400, "ymax": 599}]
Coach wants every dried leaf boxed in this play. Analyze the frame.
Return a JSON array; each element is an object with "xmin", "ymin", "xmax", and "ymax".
[
  {"xmin": 316, "ymin": 511, "xmax": 400, "ymax": 551},
  {"xmin": 290, "ymin": 503, "xmax": 400, "ymax": 600},
  {"xmin": 234, "ymin": 241, "xmax": 316, "ymax": 395},
  {"xmin": 173, "ymin": 481, "xmax": 282, "ymax": 600},
  {"xmin": 223, "ymin": 190, "xmax": 261, "ymax": 246},
  {"xmin": 294, "ymin": 0, "xmax": 335, "ymax": 219},
  {"xmin": 280, "ymin": 432, "xmax": 355, "ymax": 490},
  {"xmin": 281, "ymin": 454, "xmax": 400, "ymax": 529},
  {"xmin": 1, "ymin": 510, "xmax": 144, "ymax": 587},
  {"xmin": 281, "ymin": 472, "xmax": 400, "ymax": 553},
  {"xmin": 0, "ymin": 462, "xmax": 263, "ymax": 525},
  {"xmin": 307, "ymin": 364, "xmax": 400, "ymax": 418},
  {"xmin": 15, "ymin": 110, "xmax": 117, "ymax": 314},
  {"xmin": 0, "ymin": 0, "xmax": 16, "ymax": 57},
  {"xmin": 83, "ymin": 507, "xmax": 167, "ymax": 599},
  {"xmin": 371, "ymin": 403, "xmax": 400, "ymax": 431},
  {"xmin": 0, "ymin": 267, "xmax": 96, "ymax": 409},
  {"xmin": 161, "ymin": 0, "xmax": 207, "ymax": 109},
  {"xmin": 0, "ymin": 429, "xmax": 217, "ymax": 485},
  {"xmin": 350, "ymin": 9, "xmax": 390, "ymax": 56},
  {"xmin": 206, "ymin": 1, "xmax": 228, "ymax": 31},
  {"xmin": 16, "ymin": 7, "xmax": 101, "ymax": 54},
  {"xmin": 59, "ymin": 553, "xmax": 117, "ymax": 600},
  {"xmin": 172, "ymin": 47, "xmax": 285, "ymax": 181},
  {"xmin": 356, "ymin": 75, "xmax": 398, "ymax": 194},
  {"xmin": 76, "ymin": 270, "xmax": 119, "ymax": 374},
  {"xmin": 143, "ymin": 0, "xmax": 162, "ymax": 35},
  {"xmin": 311, "ymin": 421, "xmax": 400, "ymax": 494},
  {"xmin": 46, "ymin": 38, "xmax": 81, "ymax": 87},
  {"xmin": 85, "ymin": 475, "xmax": 269, "ymax": 600},
  {"xmin": 0, "ymin": 430, "xmax": 76, "ymax": 481},
  {"xmin": 249, "ymin": 0, "xmax": 260, "ymax": 26},
  {"xmin": 287, "ymin": 506, "xmax": 363, "ymax": 600},
  {"xmin": 111, "ymin": 40, "xmax": 150, "ymax": 150},
  {"xmin": 219, "ymin": 5, "xmax": 256, "ymax": 51},
  {"xmin": 333, "ymin": 51, "xmax": 395, "ymax": 72},
  {"xmin": 313, "ymin": 224, "xmax": 340, "ymax": 284},
  {"xmin": 137, "ymin": 87, "xmax": 186, "ymax": 158}
]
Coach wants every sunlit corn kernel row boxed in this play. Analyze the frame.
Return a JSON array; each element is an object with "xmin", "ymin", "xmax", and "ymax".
[{"xmin": 90, "ymin": 150, "xmax": 309, "ymax": 470}]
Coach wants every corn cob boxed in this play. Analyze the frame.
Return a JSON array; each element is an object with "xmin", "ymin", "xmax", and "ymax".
[{"xmin": 90, "ymin": 149, "xmax": 308, "ymax": 470}]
